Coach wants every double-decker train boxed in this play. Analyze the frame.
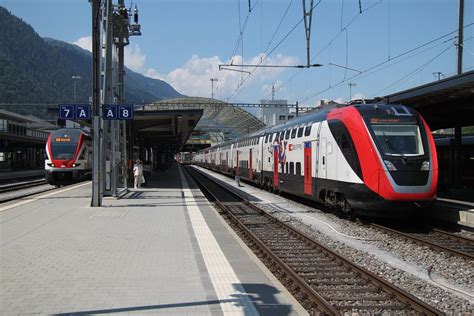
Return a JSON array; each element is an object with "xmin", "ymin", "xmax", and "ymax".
[
  {"xmin": 45, "ymin": 128, "xmax": 92, "ymax": 186},
  {"xmin": 193, "ymin": 103, "xmax": 438, "ymax": 216}
]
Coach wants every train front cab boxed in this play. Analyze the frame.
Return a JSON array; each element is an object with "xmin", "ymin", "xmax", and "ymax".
[
  {"xmin": 45, "ymin": 129, "xmax": 91, "ymax": 185},
  {"xmin": 327, "ymin": 104, "xmax": 438, "ymax": 214}
]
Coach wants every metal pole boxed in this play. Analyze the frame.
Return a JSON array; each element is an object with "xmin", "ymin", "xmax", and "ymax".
[
  {"xmin": 102, "ymin": 0, "xmax": 113, "ymax": 196},
  {"xmin": 454, "ymin": 0, "xmax": 464, "ymax": 187},
  {"xmin": 118, "ymin": 0, "xmax": 128, "ymax": 192},
  {"xmin": 296, "ymin": 101, "xmax": 299, "ymax": 117},
  {"xmin": 457, "ymin": 0, "xmax": 464, "ymax": 75},
  {"xmin": 91, "ymin": 0, "xmax": 102, "ymax": 207},
  {"xmin": 211, "ymin": 78, "xmax": 218, "ymax": 99}
]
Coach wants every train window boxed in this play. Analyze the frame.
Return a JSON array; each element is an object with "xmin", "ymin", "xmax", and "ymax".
[
  {"xmin": 297, "ymin": 126, "xmax": 304, "ymax": 137},
  {"xmin": 291, "ymin": 128, "xmax": 297, "ymax": 139},
  {"xmin": 285, "ymin": 130, "xmax": 290, "ymax": 140},
  {"xmin": 78, "ymin": 148, "xmax": 87, "ymax": 160},
  {"xmin": 285, "ymin": 162, "xmax": 288, "ymax": 173},
  {"xmin": 304, "ymin": 124, "xmax": 312, "ymax": 136},
  {"xmin": 296, "ymin": 162, "xmax": 301, "ymax": 175},
  {"xmin": 290, "ymin": 162, "xmax": 294, "ymax": 174}
]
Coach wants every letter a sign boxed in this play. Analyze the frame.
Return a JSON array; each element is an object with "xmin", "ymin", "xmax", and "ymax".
[
  {"xmin": 102, "ymin": 105, "xmax": 118, "ymax": 120},
  {"xmin": 75, "ymin": 105, "xmax": 90, "ymax": 120}
]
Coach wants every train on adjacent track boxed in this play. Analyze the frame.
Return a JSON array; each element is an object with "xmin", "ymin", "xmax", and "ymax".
[
  {"xmin": 193, "ymin": 103, "xmax": 438, "ymax": 216},
  {"xmin": 45, "ymin": 128, "xmax": 92, "ymax": 186}
]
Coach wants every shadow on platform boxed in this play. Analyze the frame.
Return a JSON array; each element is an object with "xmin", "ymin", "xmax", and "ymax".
[
  {"xmin": 54, "ymin": 283, "xmax": 292, "ymax": 316},
  {"xmin": 138, "ymin": 163, "xmax": 182, "ymax": 189}
]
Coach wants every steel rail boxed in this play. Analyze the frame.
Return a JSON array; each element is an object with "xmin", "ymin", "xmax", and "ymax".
[
  {"xmin": 0, "ymin": 179, "xmax": 47, "ymax": 194},
  {"xmin": 186, "ymin": 166, "xmax": 441, "ymax": 315},
  {"xmin": 370, "ymin": 223, "xmax": 474, "ymax": 260}
]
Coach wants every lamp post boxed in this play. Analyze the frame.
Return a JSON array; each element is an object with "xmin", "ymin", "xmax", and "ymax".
[
  {"xmin": 210, "ymin": 78, "xmax": 218, "ymax": 99},
  {"xmin": 348, "ymin": 82, "xmax": 356, "ymax": 101},
  {"xmin": 72, "ymin": 75, "xmax": 82, "ymax": 102}
]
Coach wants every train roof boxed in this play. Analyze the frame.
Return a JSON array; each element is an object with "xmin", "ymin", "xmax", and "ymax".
[{"xmin": 198, "ymin": 103, "xmax": 420, "ymax": 152}]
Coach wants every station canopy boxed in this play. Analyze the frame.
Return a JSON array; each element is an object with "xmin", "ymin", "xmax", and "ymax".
[
  {"xmin": 385, "ymin": 70, "xmax": 474, "ymax": 130},
  {"xmin": 144, "ymin": 97, "xmax": 266, "ymax": 150}
]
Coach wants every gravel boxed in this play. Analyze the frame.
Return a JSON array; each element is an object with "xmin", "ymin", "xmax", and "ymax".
[
  {"xmin": 194, "ymin": 167, "xmax": 474, "ymax": 314},
  {"xmin": 261, "ymin": 203, "xmax": 474, "ymax": 314},
  {"xmin": 0, "ymin": 184, "xmax": 55, "ymax": 202}
]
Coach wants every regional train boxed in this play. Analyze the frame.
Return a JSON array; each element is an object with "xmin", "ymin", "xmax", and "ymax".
[
  {"xmin": 45, "ymin": 128, "xmax": 92, "ymax": 186},
  {"xmin": 193, "ymin": 103, "xmax": 438, "ymax": 216}
]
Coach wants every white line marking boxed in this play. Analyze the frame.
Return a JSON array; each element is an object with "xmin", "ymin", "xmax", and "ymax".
[
  {"xmin": 178, "ymin": 167, "xmax": 258, "ymax": 315},
  {"xmin": 0, "ymin": 182, "xmax": 90, "ymax": 213}
]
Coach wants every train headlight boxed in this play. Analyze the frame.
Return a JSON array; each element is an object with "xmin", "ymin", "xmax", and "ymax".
[
  {"xmin": 420, "ymin": 160, "xmax": 430, "ymax": 171},
  {"xmin": 383, "ymin": 160, "xmax": 397, "ymax": 171},
  {"xmin": 72, "ymin": 163, "xmax": 81, "ymax": 167},
  {"xmin": 47, "ymin": 163, "xmax": 55, "ymax": 167}
]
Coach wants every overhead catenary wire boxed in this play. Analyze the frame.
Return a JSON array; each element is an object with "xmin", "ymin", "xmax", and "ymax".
[
  {"xmin": 286, "ymin": 22, "xmax": 473, "ymax": 103},
  {"xmin": 299, "ymin": 35, "xmax": 459, "ymax": 103},
  {"xmin": 270, "ymin": 0, "xmax": 383, "ymax": 98},
  {"xmin": 227, "ymin": 0, "xmax": 323, "ymax": 102},
  {"xmin": 372, "ymin": 44, "xmax": 454, "ymax": 96}
]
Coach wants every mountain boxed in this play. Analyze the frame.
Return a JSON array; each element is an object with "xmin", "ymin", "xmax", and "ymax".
[{"xmin": 0, "ymin": 6, "xmax": 183, "ymax": 108}]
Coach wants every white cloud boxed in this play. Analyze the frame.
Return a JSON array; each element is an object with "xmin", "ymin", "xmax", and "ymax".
[
  {"xmin": 72, "ymin": 37, "xmax": 145, "ymax": 72},
  {"xmin": 72, "ymin": 36, "xmax": 299, "ymax": 100},
  {"xmin": 73, "ymin": 36, "xmax": 92, "ymax": 52},
  {"xmin": 124, "ymin": 44, "xmax": 146, "ymax": 72},
  {"xmin": 147, "ymin": 53, "xmax": 299, "ymax": 99},
  {"xmin": 352, "ymin": 92, "xmax": 366, "ymax": 100}
]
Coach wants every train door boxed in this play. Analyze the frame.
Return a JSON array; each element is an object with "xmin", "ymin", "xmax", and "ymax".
[
  {"xmin": 226, "ymin": 152, "xmax": 229, "ymax": 174},
  {"xmin": 249, "ymin": 148, "xmax": 253, "ymax": 180},
  {"xmin": 304, "ymin": 141, "xmax": 312, "ymax": 195},
  {"xmin": 236, "ymin": 150, "xmax": 239, "ymax": 176},
  {"xmin": 319, "ymin": 138, "xmax": 327, "ymax": 178},
  {"xmin": 273, "ymin": 144, "xmax": 279, "ymax": 188}
]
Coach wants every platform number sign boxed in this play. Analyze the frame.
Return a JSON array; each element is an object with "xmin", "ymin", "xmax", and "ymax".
[
  {"xmin": 102, "ymin": 104, "xmax": 133, "ymax": 120},
  {"xmin": 59, "ymin": 104, "xmax": 91, "ymax": 120},
  {"xmin": 103, "ymin": 105, "xmax": 118, "ymax": 120},
  {"xmin": 75, "ymin": 105, "xmax": 90, "ymax": 120},
  {"xmin": 118, "ymin": 105, "xmax": 133, "ymax": 120},
  {"xmin": 59, "ymin": 105, "xmax": 75, "ymax": 120}
]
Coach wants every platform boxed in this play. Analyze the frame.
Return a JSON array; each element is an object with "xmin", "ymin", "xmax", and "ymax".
[{"xmin": 0, "ymin": 164, "xmax": 305, "ymax": 315}]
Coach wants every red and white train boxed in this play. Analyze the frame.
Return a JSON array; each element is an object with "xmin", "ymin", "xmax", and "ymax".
[
  {"xmin": 45, "ymin": 128, "xmax": 92, "ymax": 186},
  {"xmin": 193, "ymin": 103, "xmax": 438, "ymax": 216}
]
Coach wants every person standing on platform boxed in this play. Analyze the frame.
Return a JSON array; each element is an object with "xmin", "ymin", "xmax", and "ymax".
[{"xmin": 133, "ymin": 159, "xmax": 143, "ymax": 188}]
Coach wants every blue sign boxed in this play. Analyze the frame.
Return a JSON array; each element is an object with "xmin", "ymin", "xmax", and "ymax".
[
  {"xmin": 59, "ymin": 104, "xmax": 91, "ymax": 120},
  {"xmin": 75, "ymin": 105, "xmax": 91, "ymax": 120},
  {"xmin": 103, "ymin": 105, "xmax": 118, "ymax": 120},
  {"xmin": 59, "ymin": 105, "xmax": 75, "ymax": 119},
  {"xmin": 118, "ymin": 105, "xmax": 134, "ymax": 120}
]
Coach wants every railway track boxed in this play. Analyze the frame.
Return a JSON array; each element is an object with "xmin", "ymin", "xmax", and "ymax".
[
  {"xmin": 368, "ymin": 223, "xmax": 474, "ymax": 260},
  {"xmin": 0, "ymin": 179, "xmax": 55, "ymax": 203},
  {"xmin": 185, "ymin": 166, "xmax": 441, "ymax": 315},
  {"xmin": 0, "ymin": 179, "xmax": 47, "ymax": 194}
]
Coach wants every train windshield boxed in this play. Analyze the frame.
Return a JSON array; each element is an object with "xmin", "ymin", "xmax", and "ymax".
[
  {"xmin": 50, "ymin": 129, "xmax": 81, "ymax": 160},
  {"xmin": 371, "ymin": 124, "xmax": 424, "ymax": 156}
]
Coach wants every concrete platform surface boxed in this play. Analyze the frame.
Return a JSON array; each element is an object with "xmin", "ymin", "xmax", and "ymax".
[{"xmin": 0, "ymin": 164, "xmax": 305, "ymax": 315}]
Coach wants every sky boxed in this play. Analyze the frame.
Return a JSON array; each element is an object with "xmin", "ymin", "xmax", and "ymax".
[{"xmin": 1, "ymin": 0, "xmax": 473, "ymax": 107}]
